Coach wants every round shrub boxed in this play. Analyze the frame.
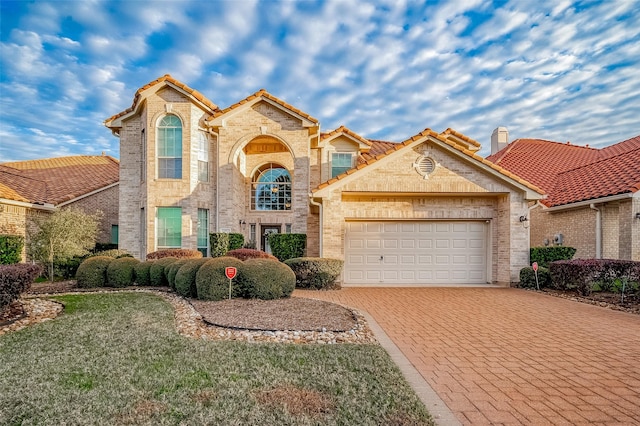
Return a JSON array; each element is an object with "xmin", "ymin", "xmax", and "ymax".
[
  {"xmin": 519, "ymin": 266, "xmax": 551, "ymax": 289},
  {"xmin": 147, "ymin": 249, "xmax": 203, "ymax": 260},
  {"xmin": 284, "ymin": 257, "xmax": 344, "ymax": 290},
  {"xmin": 134, "ymin": 261, "xmax": 153, "ymax": 286},
  {"xmin": 195, "ymin": 257, "xmax": 244, "ymax": 301},
  {"xmin": 226, "ymin": 248, "xmax": 278, "ymax": 261},
  {"xmin": 237, "ymin": 258, "xmax": 295, "ymax": 300},
  {"xmin": 149, "ymin": 257, "xmax": 178, "ymax": 286},
  {"xmin": 90, "ymin": 249, "xmax": 133, "ymax": 259},
  {"xmin": 76, "ymin": 256, "xmax": 113, "ymax": 288},
  {"xmin": 106, "ymin": 257, "xmax": 140, "ymax": 288},
  {"xmin": 174, "ymin": 258, "xmax": 211, "ymax": 297},
  {"xmin": 166, "ymin": 259, "xmax": 189, "ymax": 290}
]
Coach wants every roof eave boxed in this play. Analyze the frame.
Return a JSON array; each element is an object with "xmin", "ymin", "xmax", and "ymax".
[{"xmin": 543, "ymin": 192, "xmax": 635, "ymax": 212}]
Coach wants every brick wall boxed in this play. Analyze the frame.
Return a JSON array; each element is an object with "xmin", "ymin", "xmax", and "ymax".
[{"xmin": 65, "ymin": 185, "xmax": 119, "ymax": 243}]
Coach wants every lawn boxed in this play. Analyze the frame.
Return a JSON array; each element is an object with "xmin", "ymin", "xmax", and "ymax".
[{"xmin": 0, "ymin": 292, "xmax": 434, "ymax": 425}]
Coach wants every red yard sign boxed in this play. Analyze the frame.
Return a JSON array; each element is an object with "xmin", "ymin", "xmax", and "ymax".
[
  {"xmin": 532, "ymin": 262, "xmax": 538, "ymax": 272},
  {"xmin": 225, "ymin": 267, "xmax": 237, "ymax": 280}
]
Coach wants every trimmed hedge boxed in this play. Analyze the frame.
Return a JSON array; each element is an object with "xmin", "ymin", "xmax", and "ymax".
[
  {"xmin": 55, "ymin": 256, "xmax": 84, "ymax": 280},
  {"xmin": 0, "ymin": 263, "xmax": 42, "ymax": 312},
  {"xmin": 284, "ymin": 257, "xmax": 343, "ymax": 290},
  {"xmin": 76, "ymin": 256, "xmax": 114, "ymax": 288},
  {"xmin": 549, "ymin": 259, "xmax": 640, "ymax": 296},
  {"xmin": 195, "ymin": 257, "xmax": 244, "ymax": 301},
  {"xmin": 237, "ymin": 258, "xmax": 295, "ymax": 300},
  {"xmin": 175, "ymin": 258, "xmax": 211, "ymax": 297},
  {"xmin": 268, "ymin": 234, "xmax": 306, "ymax": 262},
  {"xmin": 90, "ymin": 249, "xmax": 132, "ymax": 259},
  {"xmin": 519, "ymin": 266, "xmax": 551, "ymax": 289},
  {"xmin": 226, "ymin": 248, "xmax": 277, "ymax": 261},
  {"xmin": 166, "ymin": 259, "xmax": 189, "ymax": 290},
  {"xmin": 210, "ymin": 233, "xmax": 245, "ymax": 257},
  {"xmin": 530, "ymin": 246, "xmax": 576, "ymax": 268},
  {"xmin": 146, "ymin": 249, "xmax": 203, "ymax": 260},
  {"xmin": 134, "ymin": 261, "xmax": 153, "ymax": 286},
  {"xmin": 106, "ymin": 257, "xmax": 140, "ymax": 288},
  {"xmin": 0, "ymin": 235, "xmax": 24, "ymax": 264},
  {"xmin": 149, "ymin": 257, "xmax": 178, "ymax": 286}
]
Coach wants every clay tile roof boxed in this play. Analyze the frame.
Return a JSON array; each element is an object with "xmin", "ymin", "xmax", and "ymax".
[
  {"xmin": 207, "ymin": 89, "xmax": 318, "ymax": 123},
  {"xmin": 486, "ymin": 135, "xmax": 640, "ymax": 207},
  {"xmin": 320, "ymin": 125, "xmax": 372, "ymax": 146},
  {"xmin": 104, "ymin": 74, "xmax": 219, "ymax": 125},
  {"xmin": 441, "ymin": 128, "xmax": 481, "ymax": 148},
  {"xmin": 0, "ymin": 155, "xmax": 119, "ymax": 205}
]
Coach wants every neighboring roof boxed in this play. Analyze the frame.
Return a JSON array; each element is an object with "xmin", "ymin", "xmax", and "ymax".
[
  {"xmin": 0, "ymin": 155, "xmax": 119, "ymax": 206},
  {"xmin": 206, "ymin": 88, "xmax": 318, "ymax": 124},
  {"xmin": 320, "ymin": 125, "xmax": 372, "ymax": 147},
  {"xmin": 359, "ymin": 140, "xmax": 397, "ymax": 163},
  {"xmin": 104, "ymin": 74, "xmax": 219, "ymax": 125},
  {"xmin": 441, "ymin": 128, "xmax": 482, "ymax": 151},
  {"xmin": 313, "ymin": 128, "xmax": 544, "ymax": 195},
  {"xmin": 486, "ymin": 135, "xmax": 640, "ymax": 207}
]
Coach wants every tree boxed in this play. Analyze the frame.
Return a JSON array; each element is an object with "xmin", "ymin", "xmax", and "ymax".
[{"xmin": 27, "ymin": 208, "xmax": 102, "ymax": 281}]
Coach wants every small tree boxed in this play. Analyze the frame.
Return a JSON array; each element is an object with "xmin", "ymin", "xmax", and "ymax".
[{"xmin": 28, "ymin": 208, "xmax": 102, "ymax": 281}]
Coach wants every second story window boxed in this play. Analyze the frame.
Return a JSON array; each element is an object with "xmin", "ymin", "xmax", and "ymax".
[
  {"xmin": 198, "ymin": 132, "xmax": 209, "ymax": 182},
  {"xmin": 251, "ymin": 163, "xmax": 292, "ymax": 211},
  {"xmin": 157, "ymin": 115, "xmax": 182, "ymax": 179},
  {"xmin": 331, "ymin": 152, "xmax": 353, "ymax": 178}
]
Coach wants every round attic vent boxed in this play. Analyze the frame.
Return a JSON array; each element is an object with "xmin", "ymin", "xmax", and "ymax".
[{"xmin": 415, "ymin": 156, "xmax": 436, "ymax": 177}]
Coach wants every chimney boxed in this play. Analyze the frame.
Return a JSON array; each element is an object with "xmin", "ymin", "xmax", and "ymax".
[{"xmin": 491, "ymin": 127, "xmax": 509, "ymax": 154}]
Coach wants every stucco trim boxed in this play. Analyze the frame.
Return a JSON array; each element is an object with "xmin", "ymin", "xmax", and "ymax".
[
  {"xmin": 0, "ymin": 198, "xmax": 56, "ymax": 211},
  {"xmin": 542, "ymin": 192, "xmax": 634, "ymax": 212}
]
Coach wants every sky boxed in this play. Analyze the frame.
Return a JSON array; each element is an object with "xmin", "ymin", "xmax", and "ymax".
[{"xmin": 1, "ymin": 0, "xmax": 639, "ymax": 163}]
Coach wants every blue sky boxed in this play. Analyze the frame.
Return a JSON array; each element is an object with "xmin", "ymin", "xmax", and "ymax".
[{"xmin": 1, "ymin": 0, "xmax": 639, "ymax": 162}]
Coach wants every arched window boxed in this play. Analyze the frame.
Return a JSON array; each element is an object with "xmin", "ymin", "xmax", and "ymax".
[
  {"xmin": 157, "ymin": 115, "xmax": 182, "ymax": 179},
  {"xmin": 251, "ymin": 163, "xmax": 292, "ymax": 210}
]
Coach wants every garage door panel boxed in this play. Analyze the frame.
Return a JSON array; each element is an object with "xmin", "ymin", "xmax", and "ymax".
[{"xmin": 345, "ymin": 221, "xmax": 487, "ymax": 285}]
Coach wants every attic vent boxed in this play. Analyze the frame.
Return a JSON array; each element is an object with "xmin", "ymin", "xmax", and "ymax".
[{"xmin": 414, "ymin": 156, "xmax": 436, "ymax": 178}]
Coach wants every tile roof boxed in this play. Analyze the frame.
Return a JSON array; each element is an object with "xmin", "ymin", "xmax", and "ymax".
[
  {"xmin": 313, "ymin": 128, "xmax": 544, "ymax": 194},
  {"xmin": 486, "ymin": 135, "xmax": 640, "ymax": 207},
  {"xmin": 0, "ymin": 155, "xmax": 119, "ymax": 205},
  {"xmin": 320, "ymin": 125, "xmax": 372, "ymax": 147},
  {"xmin": 207, "ymin": 89, "xmax": 318, "ymax": 124},
  {"xmin": 441, "ymin": 128, "xmax": 482, "ymax": 149},
  {"xmin": 104, "ymin": 74, "xmax": 219, "ymax": 125}
]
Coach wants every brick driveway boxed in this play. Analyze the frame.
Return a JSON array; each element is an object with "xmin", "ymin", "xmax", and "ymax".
[{"xmin": 295, "ymin": 288, "xmax": 640, "ymax": 425}]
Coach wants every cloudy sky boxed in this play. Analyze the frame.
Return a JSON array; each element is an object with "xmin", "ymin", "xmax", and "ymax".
[{"xmin": 1, "ymin": 0, "xmax": 639, "ymax": 162}]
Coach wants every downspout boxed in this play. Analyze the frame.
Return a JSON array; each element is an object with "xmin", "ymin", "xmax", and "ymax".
[
  {"xmin": 309, "ymin": 195, "xmax": 323, "ymax": 257},
  {"xmin": 590, "ymin": 203, "xmax": 602, "ymax": 258}
]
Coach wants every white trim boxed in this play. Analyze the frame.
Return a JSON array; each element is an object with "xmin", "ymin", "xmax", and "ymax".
[
  {"xmin": 57, "ymin": 182, "xmax": 119, "ymax": 208},
  {"xmin": 543, "ymin": 192, "xmax": 633, "ymax": 212},
  {"xmin": 0, "ymin": 198, "xmax": 56, "ymax": 211}
]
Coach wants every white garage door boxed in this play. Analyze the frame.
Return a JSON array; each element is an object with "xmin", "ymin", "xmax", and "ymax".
[{"xmin": 344, "ymin": 221, "xmax": 488, "ymax": 285}]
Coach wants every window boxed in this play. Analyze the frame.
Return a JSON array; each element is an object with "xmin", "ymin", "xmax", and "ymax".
[
  {"xmin": 251, "ymin": 163, "xmax": 292, "ymax": 211},
  {"xmin": 197, "ymin": 209, "xmax": 209, "ymax": 257},
  {"xmin": 331, "ymin": 153, "xmax": 353, "ymax": 178},
  {"xmin": 198, "ymin": 132, "xmax": 209, "ymax": 182},
  {"xmin": 111, "ymin": 225, "xmax": 119, "ymax": 245},
  {"xmin": 141, "ymin": 129, "xmax": 146, "ymax": 182},
  {"xmin": 250, "ymin": 223, "xmax": 256, "ymax": 246},
  {"xmin": 157, "ymin": 115, "xmax": 182, "ymax": 179},
  {"xmin": 157, "ymin": 207, "xmax": 182, "ymax": 249},
  {"xmin": 285, "ymin": 223, "xmax": 292, "ymax": 233}
]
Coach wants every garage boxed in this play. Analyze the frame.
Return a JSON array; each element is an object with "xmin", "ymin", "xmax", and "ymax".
[{"xmin": 344, "ymin": 221, "xmax": 488, "ymax": 285}]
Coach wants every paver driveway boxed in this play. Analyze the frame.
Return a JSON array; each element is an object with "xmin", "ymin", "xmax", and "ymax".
[{"xmin": 295, "ymin": 287, "xmax": 640, "ymax": 425}]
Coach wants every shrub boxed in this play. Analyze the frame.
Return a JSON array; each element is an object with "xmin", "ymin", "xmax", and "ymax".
[
  {"xmin": 229, "ymin": 233, "xmax": 244, "ymax": 251},
  {"xmin": 226, "ymin": 248, "xmax": 278, "ymax": 261},
  {"xmin": 195, "ymin": 257, "xmax": 244, "ymax": 301},
  {"xmin": 54, "ymin": 256, "xmax": 85, "ymax": 280},
  {"xmin": 550, "ymin": 259, "xmax": 640, "ymax": 296},
  {"xmin": 530, "ymin": 246, "xmax": 577, "ymax": 268},
  {"xmin": 146, "ymin": 249, "xmax": 203, "ymax": 260},
  {"xmin": 284, "ymin": 257, "xmax": 343, "ymax": 290},
  {"xmin": 209, "ymin": 233, "xmax": 244, "ymax": 257},
  {"xmin": 90, "ymin": 249, "xmax": 132, "ymax": 259},
  {"xmin": 94, "ymin": 243, "xmax": 118, "ymax": 252},
  {"xmin": 149, "ymin": 257, "xmax": 178, "ymax": 286},
  {"xmin": 519, "ymin": 266, "xmax": 551, "ymax": 289},
  {"xmin": 134, "ymin": 261, "xmax": 153, "ymax": 286},
  {"xmin": 268, "ymin": 234, "xmax": 306, "ymax": 262},
  {"xmin": 76, "ymin": 256, "xmax": 114, "ymax": 288},
  {"xmin": 166, "ymin": 259, "xmax": 189, "ymax": 290},
  {"xmin": 0, "ymin": 263, "xmax": 42, "ymax": 312},
  {"xmin": 174, "ymin": 258, "xmax": 211, "ymax": 297},
  {"xmin": 236, "ymin": 258, "xmax": 295, "ymax": 300},
  {"xmin": 0, "ymin": 235, "xmax": 24, "ymax": 264},
  {"xmin": 106, "ymin": 257, "xmax": 140, "ymax": 288}
]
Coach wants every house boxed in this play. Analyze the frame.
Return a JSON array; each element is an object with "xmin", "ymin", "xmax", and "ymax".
[
  {"xmin": 105, "ymin": 75, "xmax": 544, "ymax": 285},
  {"xmin": 0, "ymin": 155, "xmax": 120, "ymax": 261},
  {"xmin": 487, "ymin": 129, "xmax": 640, "ymax": 261}
]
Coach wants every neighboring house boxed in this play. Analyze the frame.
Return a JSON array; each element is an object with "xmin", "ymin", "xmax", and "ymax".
[
  {"xmin": 487, "ymin": 130, "xmax": 640, "ymax": 261},
  {"xmin": 105, "ymin": 75, "xmax": 544, "ymax": 285},
  {"xmin": 0, "ymin": 155, "xmax": 120, "ymax": 261}
]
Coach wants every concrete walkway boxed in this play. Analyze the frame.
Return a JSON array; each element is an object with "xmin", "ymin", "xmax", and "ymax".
[{"xmin": 294, "ymin": 287, "xmax": 640, "ymax": 425}]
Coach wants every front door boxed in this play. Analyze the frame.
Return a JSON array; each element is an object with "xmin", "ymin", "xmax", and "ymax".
[{"xmin": 261, "ymin": 225, "xmax": 281, "ymax": 254}]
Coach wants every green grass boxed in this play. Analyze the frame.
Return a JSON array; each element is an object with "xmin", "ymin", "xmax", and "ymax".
[{"xmin": 0, "ymin": 293, "xmax": 434, "ymax": 425}]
